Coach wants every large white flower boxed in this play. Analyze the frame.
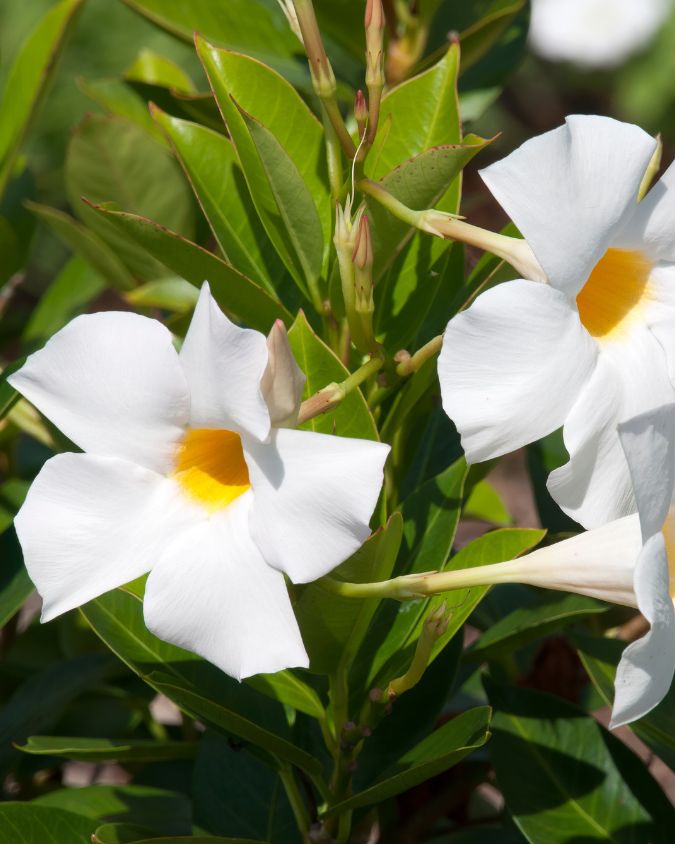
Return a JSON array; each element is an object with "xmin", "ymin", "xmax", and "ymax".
[
  {"xmin": 439, "ymin": 114, "xmax": 675, "ymax": 529},
  {"xmin": 9, "ymin": 284, "xmax": 389, "ymax": 680},
  {"xmin": 529, "ymin": 0, "xmax": 672, "ymax": 68}
]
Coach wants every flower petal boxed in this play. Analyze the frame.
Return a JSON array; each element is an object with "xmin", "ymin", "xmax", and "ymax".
[
  {"xmin": 644, "ymin": 264, "xmax": 675, "ymax": 384},
  {"xmin": 480, "ymin": 115, "xmax": 656, "ymax": 295},
  {"xmin": 621, "ymin": 159, "xmax": 675, "ymax": 262},
  {"xmin": 610, "ymin": 532, "xmax": 675, "ymax": 728},
  {"xmin": 143, "ymin": 493, "xmax": 308, "ymax": 680},
  {"xmin": 180, "ymin": 283, "xmax": 270, "ymax": 440},
  {"xmin": 8, "ymin": 312, "xmax": 189, "ymax": 474},
  {"xmin": 261, "ymin": 319, "xmax": 305, "ymax": 428},
  {"xmin": 549, "ymin": 327, "xmax": 675, "ymax": 528},
  {"xmin": 14, "ymin": 453, "xmax": 195, "ymax": 622},
  {"xmin": 244, "ymin": 428, "xmax": 389, "ymax": 583},
  {"xmin": 619, "ymin": 403, "xmax": 675, "ymax": 540},
  {"xmin": 439, "ymin": 280, "xmax": 597, "ymax": 463}
]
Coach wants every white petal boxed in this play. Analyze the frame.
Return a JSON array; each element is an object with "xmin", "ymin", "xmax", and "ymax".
[
  {"xmin": 549, "ymin": 327, "xmax": 675, "ymax": 528},
  {"xmin": 8, "ymin": 312, "xmax": 189, "ymax": 474},
  {"xmin": 480, "ymin": 115, "xmax": 656, "ymax": 295},
  {"xmin": 504, "ymin": 514, "xmax": 641, "ymax": 606},
  {"xmin": 620, "ymin": 161, "xmax": 675, "ymax": 262},
  {"xmin": 143, "ymin": 493, "xmax": 308, "ymax": 680},
  {"xmin": 610, "ymin": 532, "xmax": 675, "ymax": 728},
  {"xmin": 14, "ymin": 453, "xmax": 195, "ymax": 622},
  {"xmin": 439, "ymin": 280, "xmax": 596, "ymax": 463},
  {"xmin": 644, "ymin": 264, "xmax": 675, "ymax": 384},
  {"xmin": 180, "ymin": 283, "xmax": 270, "ymax": 440},
  {"xmin": 244, "ymin": 428, "xmax": 389, "ymax": 583},
  {"xmin": 529, "ymin": 0, "xmax": 670, "ymax": 68},
  {"xmin": 261, "ymin": 319, "xmax": 305, "ymax": 428},
  {"xmin": 619, "ymin": 403, "xmax": 675, "ymax": 540}
]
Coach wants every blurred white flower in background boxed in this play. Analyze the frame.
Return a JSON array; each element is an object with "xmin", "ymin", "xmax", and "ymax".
[{"xmin": 529, "ymin": 0, "xmax": 672, "ymax": 68}]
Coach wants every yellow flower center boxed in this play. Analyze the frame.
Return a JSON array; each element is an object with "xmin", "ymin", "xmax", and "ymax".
[
  {"xmin": 173, "ymin": 428, "xmax": 250, "ymax": 512},
  {"xmin": 576, "ymin": 249, "xmax": 652, "ymax": 340}
]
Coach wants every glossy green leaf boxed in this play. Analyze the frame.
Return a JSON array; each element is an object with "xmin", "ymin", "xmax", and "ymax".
[
  {"xmin": 125, "ymin": 278, "xmax": 199, "ymax": 313},
  {"xmin": 239, "ymin": 108, "xmax": 324, "ymax": 300},
  {"xmin": 152, "ymin": 110, "xmax": 283, "ymax": 292},
  {"xmin": 0, "ymin": 0, "xmax": 84, "ymax": 194},
  {"xmin": 367, "ymin": 136, "xmax": 491, "ymax": 283},
  {"xmin": 486, "ymin": 679, "xmax": 671, "ymax": 843},
  {"xmin": 78, "ymin": 77, "xmax": 165, "ymax": 142},
  {"xmin": 459, "ymin": 0, "xmax": 526, "ymax": 74},
  {"xmin": 246, "ymin": 671, "xmax": 325, "ymax": 720},
  {"xmin": 296, "ymin": 513, "xmax": 404, "ymax": 674},
  {"xmin": 91, "ymin": 823, "xmax": 156, "ymax": 844},
  {"xmin": 193, "ymin": 730, "xmax": 296, "ymax": 843},
  {"xmin": 325, "ymin": 706, "xmax": 491, "ymax": 814},
  {"xmin": 18, "ymin": 735, "xmax": 198, "ymax": 763},
  {"xmin": 463, "ymin": 479, "xmax": 511, "ymax": 526},
  {"xmin": 0, "ymin": 804, "xmax": 97, "ymax": 844},
  {"xmin": 34, "ymin": 785, "xmax": 192, "ymax": 835},
  {"xmin": 574, "ymin": 632, "xmax": 675, "ymax": 772},
  {"xmin": 0, "ymin": 653, "xmax": 118, "ymax": 775},
  {"xmin": 124, "ymin": 48, "xmax": 195, "ymax": 92},
  {"xmin": 288, "ymin": 311, "xmax": 379, "ymax": 441},
  {"xmin": 66, "ymin": 114, "xmax": 195, "ymax": 280},
  {"xmin": 196, "ymin": 40, "xmax": 329, "ymax": 289},
  {"xmin": 369, "ymin": 43, "xmax": 461, "ymax": 180},
  {"xmin": 122, "ymin": 0, "xmax": 306, "ymax": 86},
  {"xmin": 91, "ymin": 204, "xmax": 292, "ymax": 331},
  {"xmin": 23, "ymin": 256, "xmax": 106, "ymax": 343},
  {"xmin": 80, "ymin": 589, "xmax": 320, "ymax": 778},
  {"xmin": 0, "ymin": 526, "xmax": 33, "ymax": 629},
  {"xmin": 467, "ymin": 592, "xmax": 608, "ymax": 663}
]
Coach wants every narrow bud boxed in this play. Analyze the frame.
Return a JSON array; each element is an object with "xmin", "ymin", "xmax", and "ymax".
[
  {"xmin": 364, "ymin": 0, "xmax": 385, "ymax": 142},
  {"xmin": 352, "ymin": 214, "xmax": 374, "ymax": 317},
  {"xmin": 293, "ymin": 0, "xmax": 336, "ymax": 98},
  {"xmin": 352, "ymin": 213, "xmax": 373, "ymax": 271},
  {"xmin": 261, "ymin": 319, "xmax": 306, "ymax": 428},
  {"xmin": 354, "ymin": 89, "xmax": 368, "ymax": 136},
  {"xmin": 277, "ymin": 0, "xmax": 303, "ymax": 42}
]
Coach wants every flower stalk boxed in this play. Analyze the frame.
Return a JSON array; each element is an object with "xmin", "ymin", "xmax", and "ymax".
[
  {"xmin": 395, "ymin": 334, "xmax": 443, "ymax": 377},
  {"xmin": 297, "ymin": 354, "xmax": 385, "ymax": 425},
  {"xmin": 364, "ymin": 0, "xmax": 386, "ymax": 144},
  {"xmin": 292, "ymin": 0, "xmax": 356, "ymax": 158}
]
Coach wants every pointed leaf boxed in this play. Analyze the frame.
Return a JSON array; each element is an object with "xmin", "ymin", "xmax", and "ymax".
[
  {"xmin": 18, "ymin": 736, "xmax": 197, "ymax": 763},
  {"xmin": 0, "ymin": 804, "xmax": 97, "ymax": 844}
]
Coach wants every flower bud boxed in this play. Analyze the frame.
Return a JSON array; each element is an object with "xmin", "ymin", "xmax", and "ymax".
[
  {"xmin": 364, "ymin": 0, "xmax": 385, "ymax": 106},
  {"xmin": 352, "ymin": 214, "xmax": 374, "ymax": 313},
  {"xmin": 261, "ymin": 319, "xmax": 306, "ymax": 428},
  {"xmin": 354, "ymin": 89, "xmax": 368, "ymax": 136}
]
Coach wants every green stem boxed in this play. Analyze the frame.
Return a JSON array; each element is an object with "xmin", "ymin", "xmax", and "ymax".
[
  {"xmin": 279, "ymin": 764, "xmax": 311, "ymax": 838},
  {"xmin": 396, "ymin": 334, "xmax": 442, "ymax": 377},
  {"xmin": 297, "ymin": 354, "xmax": 384, "ymax": 424},
  {"xmin": 322, "ymin": 110, "xmax": 343, "ymax": 201}
]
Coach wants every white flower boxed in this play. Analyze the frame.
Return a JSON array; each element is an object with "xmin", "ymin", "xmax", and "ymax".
[
  {"xmin": 439, "ymin": 115, "xmax": 675, "ymax": 529},
  {"xmin": 8, "ymin": 284, "xmax": 389, "ymax": 680},
  {"xmin": 400, "ymin": 404, "xmax": 675, "ymax": 727},
  {"xmin": 529, "ymin": 0, "xmax": 672, "ymax": 68}
]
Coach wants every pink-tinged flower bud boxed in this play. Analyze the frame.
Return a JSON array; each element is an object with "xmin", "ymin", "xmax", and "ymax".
[
  {"xmin": 352, "ymin": 214, "xmax": 373, "ymax": 271},
  {"xmin": 261, "ymin": 319, "xmax": 306, "ymax": 428},
  {"xmin": 354, "ymin": 89, "xmax": 368, "ymax": 136},
  {"xmin": 365, "ymin": 0, "xmax": 385, "ymax": 89}
]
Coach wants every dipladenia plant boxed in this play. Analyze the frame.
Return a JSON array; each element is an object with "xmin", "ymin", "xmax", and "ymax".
[{"xmin": 1, "ymin": 1, "xmax": 675, "ymax": 842}]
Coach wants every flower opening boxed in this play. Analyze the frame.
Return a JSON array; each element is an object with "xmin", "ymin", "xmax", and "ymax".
[
  {"xmin": 576, "ymin": 248, "xmax": 652, "ymax": 339},
  {"xmin": 173, "ymin": 428, "xmax": 250, "ymax": 512}
]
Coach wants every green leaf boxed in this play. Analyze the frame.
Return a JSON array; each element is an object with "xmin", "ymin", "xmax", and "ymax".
[
  {"xmin": 296, "ymin": 513, "xmax": 404, "ymax": 674},
  {"xmin": 486, "ymin": 679, "xmax": 671, "ymax": 843},
  {"xmin": 0, "ymin": 653, "xmax": 119, "ymax": 775},
  {"xmin": 574, "ymin": 632, "xmax": 675, "ymax": 772},
  {"xmin": 367, "ymin": 136, "xmax": 491, "ymax": 284},
  {"xmin": 92, "ymin": 823, "xmax": 157, "ymax": 844},
  {"xmin": 369, "ymin": 43, "xmax": 461, "ymax": 180},
  {"xmin": 193, "ymin": 730, "xmax": 295, "ymax": 843},
  {"xmin": 0, "ymin": 0, "xmax": 84, "ymax": 195},
  {"xmin": 23, "ymin": 256, "xmax": 106, "ymax": 343},
  {"xmin": 288, "ymin": 311, "xmax": 379, "ymax": 441},
  {"xmin": 246, "ymin": 671, "xmax": 325, "ymax": 720},
  {"xmin": 18, "ymin": 735, "xmax": 198, "ymax": 763},
  {"xmin": 123, "ymin": 0, "xmax": 307, "ymax": 86},
  {"xmin": 0, "ymin": 527, "xmax": 33, "ymax": 629},
  {"xmin": 152, "ymin": 110, "xmax": 283, "ymax": 292},
  {"xmin": 78, "ymin": 77, "xmax": 165, "ymax": 142},
  {"xmin": 66, "ymin": 114, "xmax": 195, "ymax": 280},
  {"xmin": 0, "ymin": 804, "xmax": 97, "ymax": 844},
  {"xmin": 0, "ymin": 358, "xmax": 23, "ymax": 421},
  {"xmin": 0, "ymin": 479, "xmax": 29, "ymax": 533},
  {"xmin": 26, "ymin": 201, "xmax": 136, "ymax": 291},
  {"xmin": 467, "ymin": 592, "xmax": 608, "ymax": 663},
  {"xmin": 80, "ymin": 589, "xmax": 321, "ymax": 778},
  {"xmin": 125, "ymin": 278, "xmax": 199, "ymax": 313},
  {"xmin": 196, "ymin": 40, "xmax": 330, "ymax": 289},
  {"xmin": 91, "ymin": 204, "xmax": 292, "ymax": 331},
  {"xmin": 124, "ymin": 48, "xmax": 195, "ymax": 93},
  {"xmin": 463, "ymin": 479, "xmax": 512, "ymax": 526},
  {"xmin": 459, "ymin": 0, "xmax": 526, "ymax": 74},
  {"xmin": 111, "ymin": 838, "xmax": 262, "ymax": 844},
  {"xmin": 34, "ymin": 785, "xmax": 192, "ymax": 834},
  {"xmin": 325, "ymin": 706, "xmax": 491, "ymax": 814},
  {"xmin": 238, "ymin": 108, "xmax": 324, "ymax": 301}
]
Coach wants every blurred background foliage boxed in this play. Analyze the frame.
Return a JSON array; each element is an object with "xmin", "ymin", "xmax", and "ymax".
[{"xmin": 1, "ymin": 1, "xmax": 674, "ymax": 842}]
